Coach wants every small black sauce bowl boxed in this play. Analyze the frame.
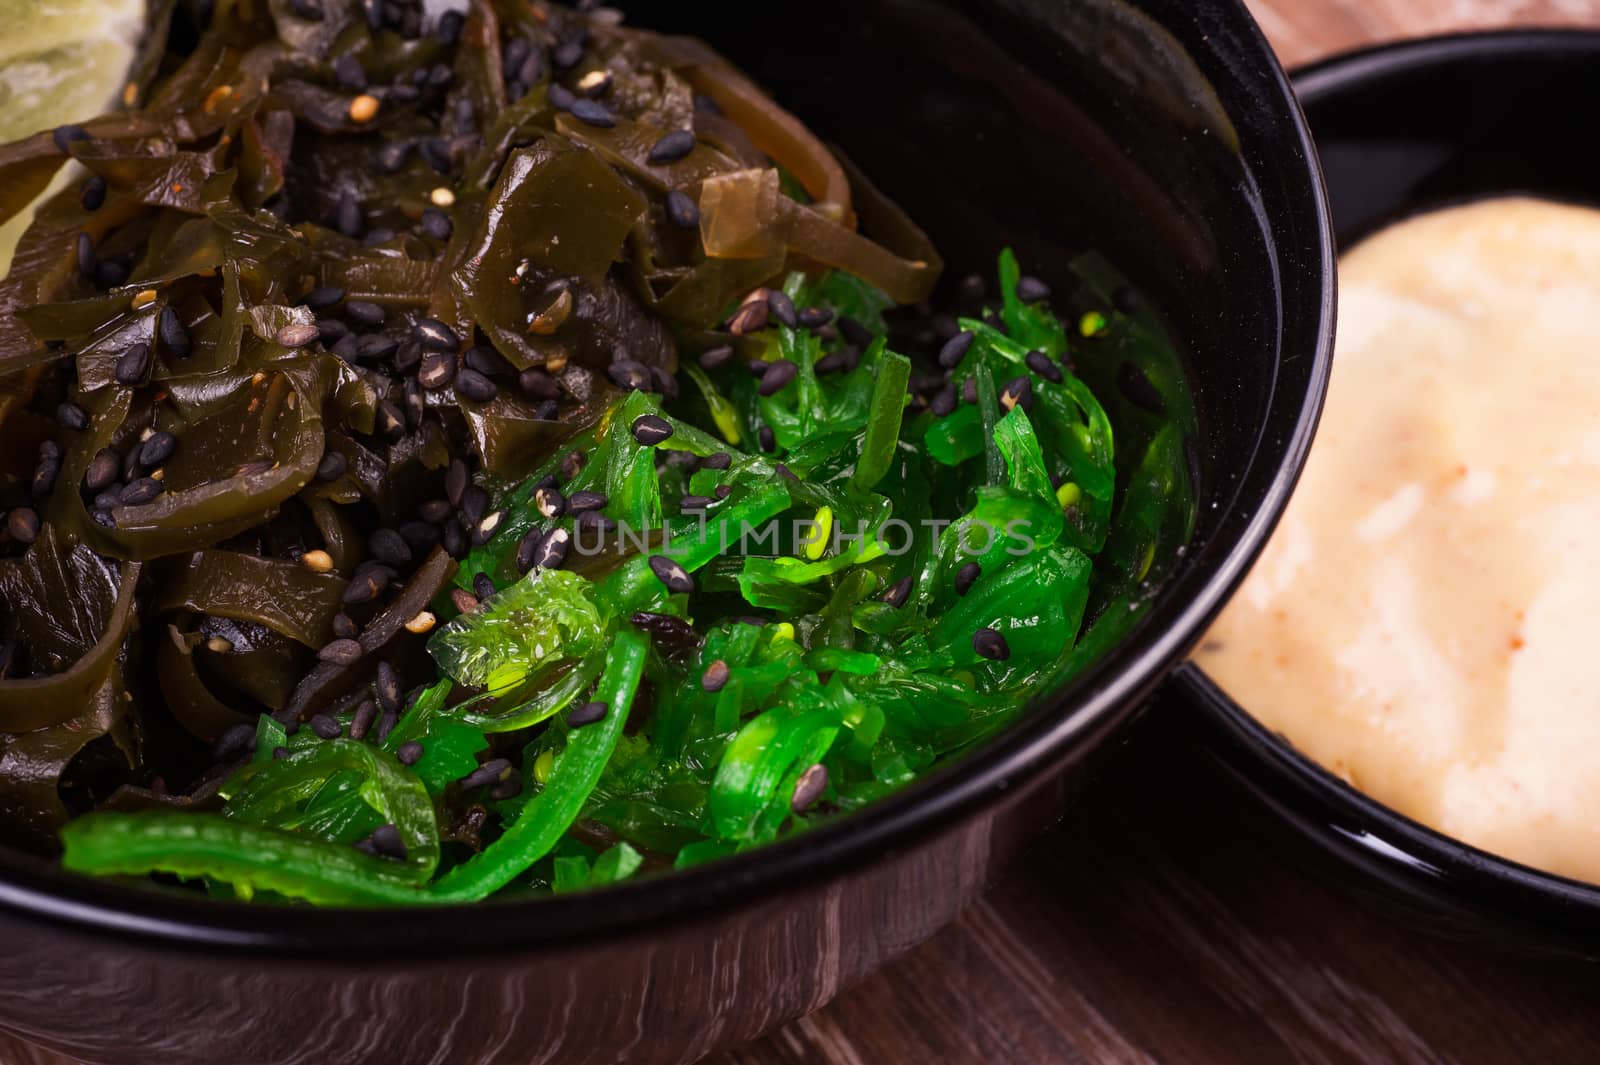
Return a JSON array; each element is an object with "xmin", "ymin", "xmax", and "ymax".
[
  {"xmin": 0, "ymin": 2, "xmax": 1332, "ymax": 1061},
  {"xmin": 1174, "ymin": 30, "xmax": 1600, "ymax": 961}
]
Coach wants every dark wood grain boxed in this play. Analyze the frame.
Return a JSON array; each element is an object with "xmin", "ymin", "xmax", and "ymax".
[{"xmin": 716, "ymin": 717, "xmax": 1600, "ymax": 1065}]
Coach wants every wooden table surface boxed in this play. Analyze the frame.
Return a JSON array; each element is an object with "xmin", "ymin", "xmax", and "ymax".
[
  {"xmin": 725, "ymin": 2, "xmax": 1600, "ymax": 1063},
  {"xmin": 6, "ymin": 4, "xmax": 1600, "ymax": 1065}
]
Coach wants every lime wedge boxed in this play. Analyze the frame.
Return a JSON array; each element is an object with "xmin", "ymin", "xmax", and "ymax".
[{"xmin": 0, "ymin": 0, "xmax": 146, "ymax": 272}]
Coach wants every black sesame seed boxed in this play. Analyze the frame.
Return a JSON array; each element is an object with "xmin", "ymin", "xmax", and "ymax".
[
  {"xmin": 31, "ymin": 449, "xmax": 61, "ymax": 499},
  {"xmin": 398, "ymin": 520, "xmax": 440, "ymax": 552},
  {"xmin": 56, "ymin": 402, "xmax": 88, "ymax": 431},
  {"xmin": 569, "ymin": 99, "xmax": 614, "ymax": 128},
  {"xmin": 758, "ymin": 359, "xmax": 798, "ymax": 397},
  {"xmin": 213, "ymin": 723, "xmax": 256, "ymax": 762},
  {"xmin": 714, "ymin": 484, "xmax": 732, "ymax": 500},
  {"xmin": 302, "ymin": 286, "xmax": 345, "ymax": 311},
  {"xmin": 698, "ymin": 345, "xmax": 734, "ymax": 370},
  {"xmin": 396, "ymin": 741, "xmax": 423, "ymax": 766},
  {"xmin": 631, "ymin": 414, "xmax": 674, "ymax": 446},
  {"xmin": 607, "ymin": 359, "xmax": 651, "ymax": 392},
  {"xmin": 460, "ymin": 484, "xmax": 489, "ymax": 525},
  {"xmin": 1117, "ymin": 362, "xmax": 1166, "ymax": 414},
  {"xmin": 417, "ymin": 350, "xmax": 455, "ymax": 391},
  {"xmin": 766, "ymin": 291, "xmax": 798, "ymax": 329},
  {"xmin": 318, "ymin": 638, "xmax": 363, "ymax": 666},
  {"xmin": 6, "ymin": 508, "xmax": 40, "ymax": 545},
  {"xmin": 454, "ymin": 367, "xmax": 498, "ymax": 403},
  {"xmin": 138, "ymin": 431, "xmax": 176, "ymax": 468},
  {"xmin": 726, "ymin": 298, "xmax": 769, "ymax": 335},
  {"xmin": 331, "ymin": 334, "xmax": 358, "ymax": 365},
  {"xmin": 342, "ymin": 568, "xmax": 387, "ymax": 605},
  {"xmin": 647, "ymin": 129, "xmax": 696, "ymax": 164},
  {"xmin": 462, "ymin": 346, "xmax": 507, "ymax": 376},
  {"xmin": 53, "ymin": 124, "xmax": 91, "ymax": 153},
  {"xmin": 955, "ymin": 561, "xmax": 981, "ymax": 596},
  {"xmin": 333, "ymin": 55, "xmax": 368, "ymax": 91},
  {"xmin": 553, "ymin": 38, "xmax": 585, "ymax": 70},
  {"xmin": 418, "ymin": 136, "xmax": 452, "ymax": 174},
  {"xmin": 74, "ymin": 232, "xmax": 96, "ymax": 278},
  {"xmin": 471, "ymin": 510, "xmax": 505, "ymax": 547},
  {"xmin": 567, "ymin": 490, "xmax": 607, "ymax": 513},
  {"xmin": 349, "ymin": 699, "xmax": 378, "ymax": 740},
  {"xmin": 472, "ymin": 572, "xmax": 496, "ymax": 602},
  {"xmin": 930, "ymin": 383, "xmax": 957, "ymax": 417},
  {"xmin": 345, "ymin": 300, "xmax": 384, "ymax": 327},
  {"xmin": 94, "ymin": 258, "xmax": 128, "ymax": 288},
  {"xmin": 459, "ymin": 757, "xmax": 512, "ymax": 790},
  {"xmin": 442, "ymin": 519, "xmax": 468, "ymax": 560},
  {"xmin": 534, "ymin": 527, "xmax": 571, "ymax": 570},
  {"xmin": 419, "ymin": 207, "xmax": 452, "ymax": 241},
  {"xmin": 368, "ymin": 528, "xmax": 412, "ymax": 566},
  {"xmin": 414, "ymin": 317, "xmax": 458, "ymax": 351},
  {"xmin": 310, "ymin": 713, "xmax": 343, "ymax": 739},
  {"xmin": 332, "ymin": 613, "xmax": 359, "ymax": 640},
  {"xmin": 701, "ymin": 451, "xmax": 732, "ymax": 471},
  {"xmin": 334, "ymin": 189, "xmax": 362, "ymax": 237},
  {"xmin": 701, "ymin": 659, "xmax": 730, "ymax": 693},
  {"xmin": 120, "ymin": 477, "xmax": 163, "ymax": 506},
  {"xmin": 417, "ymin": 499, "xmax": 452, "ymax": 525},
  {"xmin": 797, "ymin": 306, "xmax": 833, "ymax": 330},
  {"xmin": 361, "ymin": 227, "xmax": 397, "ymax": 247},
  {"xmin": 375, "ymin": 660, "xmax": 402, "ymax": 715},
  {"xmin": 566, "ymin": 700, "xmax": 607, "ymax": 728},
  {"xmin": 882, "ymin": 576, "xmax": 914, "ymax": 609},
  {"xmin": 436, "ymin": 8, "xmax": 463, "ymax": 43},
  {"xmin": 445, "ymin": 459, "xmax": 469, "ymax": 507},
  {"xmin": 85, "ymin": 448, "xmax": 119, "ymax": 493},
  {"xmin": 665, "ymin": 190, "xmax": 700, "ymax": 229},
  {"xmin": 317, "ymin": 318, "xmax": 350, "ymax": 344},
  {"xmin": 813, "ymin": 350, "xmax": 849, "ymax": 375},
  {"xmin": 961, "ymin": 376, "xmax": 978, "ymax": 405},
  {"xmin": 366, "ymin": 823, "xmax": 408, "ymax": 860},
  {"xmin": 534, "ymin": 485, "xmax": 566, "ymax": 519},
  {"xmin": 560, "ymin": 450, "xmax": 586, "ymax": 481},
  {"xmin": 838, "ymin": 316, "xmax": 873, "ymax": 348},
  {"xmin": 502, "ymin": 37, "xmax": 532, "ymax": 80},
  {"xmin": 791, "ymin": 763, "xmax": 829, "ymax": 812},
  {"xmin": 513, "ymin": 527, "xmax": 542, "ymax": 574},
  {"xmin": 1000, "ymin": 375, "xmax": 1033, "ymax": 412},
  {"xmin": 1026, "ymin": 350, "xmax": 1064, "ymax": 383},
  {"xmin": 1016, "ymin": 276, "xmax": 1052, "ymax": 302},
  {"xmin": 758, "ymin": 425, "xmax": 776, "ymax": 452},
  {"xmin": 679, "ymin": 494, "xmax": 713, "ymax": 513},
  {"xmin": 548, "ymin": 83, "xmax": 576, "ymax": 111},
  {"xmin": 316, "ymin": 450, "xmax": 347, "ymax": 482},
  {"xmin": 518, "ymin": 367, "xmax": 560, "ymax": 400},
  {"xmin": 938, "ymin": 331, "xmax": 975, "ymax": 369},
  {"xmin": 376, "ymin": 140, "xmax": 412, "ymax": 174},
  {"xmin": 648, "ymin": 554, "xmax": 694, "ymax": 594},
  {"xmin": 376, "ymin": 399, "xmax": 406, "ymax": 439},
  {"xmin": 79, "ymin": 175, "xmax": 107, "ymax": 211},
  {"xmin": 973, "ymin": 627, "xmax": 1010, "ymax": 661}
]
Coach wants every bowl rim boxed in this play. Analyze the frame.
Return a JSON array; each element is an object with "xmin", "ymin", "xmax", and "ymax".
[
  {"xmin": 0, "ymin": 0, "xmax": 1336, "ymax": 959},
  {"xmin": 1179, "ymin": 27, "xmax": 1600, "ymax": 944}
]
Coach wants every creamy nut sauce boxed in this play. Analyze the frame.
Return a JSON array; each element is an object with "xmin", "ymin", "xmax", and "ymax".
[{"xmin": 1199, "ymin": 198, "xmax": 1600, "ymax": 883}]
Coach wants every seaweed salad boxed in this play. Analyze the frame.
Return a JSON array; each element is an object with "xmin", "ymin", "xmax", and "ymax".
[{"xmin": 0, "ymin": 0, "xmax": 1195, "ymax": 904}]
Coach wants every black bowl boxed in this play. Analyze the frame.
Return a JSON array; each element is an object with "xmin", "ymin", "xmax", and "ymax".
[
  {"xmin": 0, "ymin": 1, "xmax": 1332, "ymax": 1061},
  {"xmin": 1175, "ymin": 29, "xmax": 1600, "ymax": 961}
]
